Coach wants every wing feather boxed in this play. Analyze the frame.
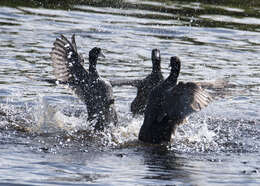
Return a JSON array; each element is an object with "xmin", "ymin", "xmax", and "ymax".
[
  {"xmin": 50, "ymin": 34, "xmax": 88, "ymax": 84},
  {"xmin": 163, "ymin": 82, "xmax": 212, "ymax": 120},
  {"xmin": 71, "ymin": 34, "xmax": 77, "ymax": 53},
  {"xmin": 50, "ymin": 49, "xmax": 66, "ymax": 57},
  {"xmin": 110, "ymin": 79, "xmax": 140, "ymax": 87}
]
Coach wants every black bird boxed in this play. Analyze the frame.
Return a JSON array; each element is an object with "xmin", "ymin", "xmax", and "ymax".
[
  {"xmin": 138, "ymin": 56, "xmax": 212, "ymax": 144},
  {"xmin": 131, "ymin": 49, "xmax": 164, "ymax": 115},
  {"xmin": 111, "ymin": 49, "xmax": 164, "ymax": 115},
  {"xmin": 50, "ymin": 34, "xmax": 117, "ymax": 130}
]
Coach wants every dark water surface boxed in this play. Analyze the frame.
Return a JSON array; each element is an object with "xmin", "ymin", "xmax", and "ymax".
[{"xmin": 0, "ymin": 0, "xmax": 260, "ymax": 185}]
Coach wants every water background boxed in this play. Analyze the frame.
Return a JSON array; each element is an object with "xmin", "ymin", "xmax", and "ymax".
[{"xmin": 0, "ymin": 0, "xmax": 260, "ymax": 185}]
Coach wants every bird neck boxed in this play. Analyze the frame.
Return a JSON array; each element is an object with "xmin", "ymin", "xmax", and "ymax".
[
  {"xmin": 152, "ymin": 61, "xmax": 161, "ymax": 73},
  {"xmin": 89, "ymin": 64, "xmax": 97, "ymax": 73},
  {"xmin": 165, "ymin": 69, "xmax": 179, "ymax": 85},
  {"xmin": 170, "ymin": 66, "xmax": 180, "ymax": 78},
  {"xmin": 89, "ymin": 55, "xmax": 98, "ymax": 72},
  {"xmin": 89, "ymin": 60, "xmax": 99, "ymax": 79}
]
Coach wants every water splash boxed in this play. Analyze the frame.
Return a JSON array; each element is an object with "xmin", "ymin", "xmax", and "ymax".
[
  {"xmin": 1, "ymin": 95, "xmax": 259, "ymax": 155},
  {"xmin": 170, "ymin": 113, "xmax": 260, "ymax": 154},
  {"xmin": 171, "ymin": 114, "xmax": 218, "ymax": 153}
]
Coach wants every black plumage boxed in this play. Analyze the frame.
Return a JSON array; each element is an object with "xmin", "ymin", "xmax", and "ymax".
[
  {"xmin": 110, "ymin": 49, "xmax": 164, "ymax": 115},
  {"xmin": 138, "ymin": 56, "xmax": 212, "ymax": 144},
  {"xmin": 130, "ymin": 49, "xmax": 164, "ymax": 115},
  {"xmin": 50, "ymin": 34, "xmax": 117, "ymax": 130}
]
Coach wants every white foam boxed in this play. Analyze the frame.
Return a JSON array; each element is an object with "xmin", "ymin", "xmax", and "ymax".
[{"xmin": 29, "ymin": 95, "xmax": 218, "ymax": 150}]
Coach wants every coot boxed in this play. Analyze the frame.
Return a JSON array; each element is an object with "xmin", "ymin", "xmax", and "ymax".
[
  {"xmin": 50, "ymin": 34, "xmax": 117, "ymax": 130},
  {"xmin": 138, "ymin": 56, "xmax": 212, "ymax": 144}
]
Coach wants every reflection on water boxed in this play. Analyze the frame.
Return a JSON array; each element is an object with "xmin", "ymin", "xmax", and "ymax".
[{"xmin": 0, "ymin": 0, "xmax": 260, "ymax": 185}]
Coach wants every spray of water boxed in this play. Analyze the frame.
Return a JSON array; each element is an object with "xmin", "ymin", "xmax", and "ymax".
[{"xmin": 1, "ymin": 94, "xmax": 259, "ymax": 154}]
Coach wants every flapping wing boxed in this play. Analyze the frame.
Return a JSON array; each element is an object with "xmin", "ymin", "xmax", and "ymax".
[
  {"xmin": 162, "ymin": 82, "xmax": 212, "ymax": 121},
  {"xmin": 71, "ymin": 34, "xmax": 77, "ymax": 53},
  {"xmin": 110, "ymin": 79, "xmax": 141, "ymax": 87},
  {"xmin": 50, "ymin": 34, "xmax": 87, "ymax": 84},
  {"xmin": 196, "ymin": 78, "xmax": 233, "ymax": 89}
]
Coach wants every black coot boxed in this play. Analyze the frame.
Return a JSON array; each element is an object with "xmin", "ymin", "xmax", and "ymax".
[
  {"xmin": 131, "ymin": 49, "xmax": 164, "ymax": 115},
  {"xmin": 138, "ymin": 56, "xmax": 212, "ymax": 144},
  {"xmin": 50, "ymin": 35, "xmax": 117, "ymax": 130}
]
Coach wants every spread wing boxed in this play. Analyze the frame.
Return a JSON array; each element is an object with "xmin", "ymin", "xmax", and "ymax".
[
  {"xmin": 196, "ymin": 78, "xmax": 232, "ymax": 89},
  {"xmin": 110, "ymin": 79, "xmax": 141, "ymax": 87},
  {"xmin": 50, "ymin": 34, "xmax": 87, "ymax": 84},
  {"xmin": 71, "ymin": 34, "xmax": 78, "ymax": 54},
  {"xmin": 162, "ymin": 82, "xmax": 212, "ymax": 121}
]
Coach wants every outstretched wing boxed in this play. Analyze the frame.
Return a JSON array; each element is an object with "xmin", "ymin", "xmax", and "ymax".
[
  {"xmin": 110, "ymin": 79, "xmax": 141, "ymax": 87},
  {"xmin": 71, "ymin": 34, "xmax": 78, "ymax": 53},
  {"xmin": 50, "ymin": 34, "xmax": 87, "ymax": 84},
  {"xmin": 162, "ymin": 82, "xmax": 212, "ymax": 121}
]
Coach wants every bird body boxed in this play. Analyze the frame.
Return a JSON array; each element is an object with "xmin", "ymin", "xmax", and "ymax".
[
  {"xmin": 86, "ymin": 59, "xmax": 118, "ymax": 130},
  {"xmin": 50, "ymin": 35, "xmax": 117, "ymax": 130},
  {"xmin": 131, "ymin": 49, "xmax": 164, "ymax": 115},
  {"xmin": 139, "ymin": 57, "xmax": 212, "ymax": 144}
]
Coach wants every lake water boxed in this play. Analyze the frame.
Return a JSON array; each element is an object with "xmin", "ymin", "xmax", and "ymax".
[{"xmin": 0, "ymin": 0, "xmax": 260, "ymax": 185}]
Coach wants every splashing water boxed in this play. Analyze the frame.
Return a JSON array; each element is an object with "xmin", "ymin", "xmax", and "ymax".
[
  {"xmin": 1, "ymin": 94, "xmax": 259, "ymax": 155},
  {"xmin": 26, "ymin": 94, "xmax": 218, "ymax": 150}
]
